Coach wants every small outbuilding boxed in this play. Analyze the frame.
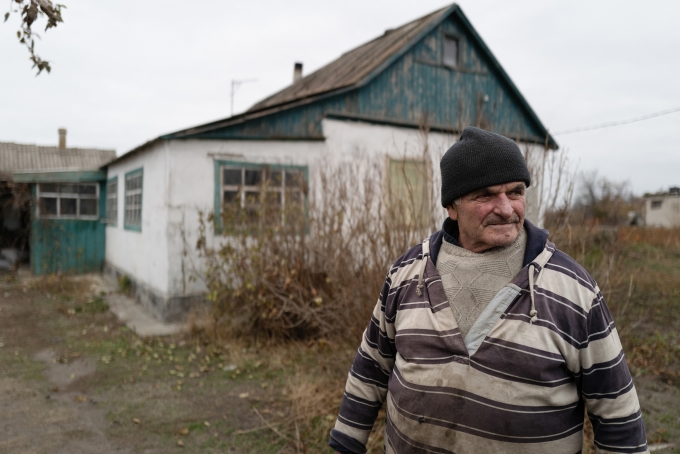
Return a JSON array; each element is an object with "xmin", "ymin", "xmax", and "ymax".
[
  {"xmin": 0, "ymin": 129, "xmax": 115, "ymax": 274},
  {"xmin": 644, "ymin": 187, "xmax": 680, "ymax": 227}
]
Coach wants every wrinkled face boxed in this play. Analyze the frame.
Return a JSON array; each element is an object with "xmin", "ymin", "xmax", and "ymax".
[{"xmin": 446, "ymin": 182, "xmax": 526, "ymax": 253}]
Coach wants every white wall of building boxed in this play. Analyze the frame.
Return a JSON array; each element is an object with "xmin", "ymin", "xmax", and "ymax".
[
  {"xmin": 105, "ymin": 143, "xmax": 170, "ymax": 297},
  {"xmin": 645, "ymin": 195, "xmax": 680, "ymax": 227},
  {"xmin": 106, "ymin": 119, "xmax": 550, "ymax": 317},
  {"xmin": 165, "ymin": 138, "xmax": 326, "ymax": 297}
]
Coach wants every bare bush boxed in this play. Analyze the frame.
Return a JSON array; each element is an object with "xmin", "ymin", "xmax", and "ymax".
[
  {"xmin": 572, "ymin": 171, "xmax": 641, "ymax": 226},
  {"xmin": 195, "ymin": 152, "xmax": 438, "ymax": 342}
]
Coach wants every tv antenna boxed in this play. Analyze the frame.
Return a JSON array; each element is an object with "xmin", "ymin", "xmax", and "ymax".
[{"xmin": 231, "ymin": 78, "xmax": 257, "ymax": 116}]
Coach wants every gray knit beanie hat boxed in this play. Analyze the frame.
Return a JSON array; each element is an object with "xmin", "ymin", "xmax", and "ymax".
[{"xmin": 440, "ymin": 126, "xmax": 531, "ymax": 207}]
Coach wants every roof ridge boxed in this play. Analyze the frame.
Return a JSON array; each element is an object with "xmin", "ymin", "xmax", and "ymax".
[
  {"xmin": 245, "ymin": 4, "xmax": 455, "ymax": 114},
  {"xmin": 0, "ymin": 141, "xmax": 115, "ymax": 152}
]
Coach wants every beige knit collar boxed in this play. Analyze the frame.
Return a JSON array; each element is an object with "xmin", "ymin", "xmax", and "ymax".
[{"xmin": 440, "ymin": 227, "xmax": 527, "ymax": 259}]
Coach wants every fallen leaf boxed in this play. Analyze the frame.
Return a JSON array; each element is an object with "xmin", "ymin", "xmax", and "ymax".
[
  {"xmin": 177, "ymin": 440, "xmax": 184, "ymax": 447},
  {"xmin": 73, "ymin": 395, "xmax": 88, "ymax": 403},
  {"xmin": 178, "ymin": 428, "xmax": 189, "ymax": 435},
  {"xmin": 132, "ymin": 418, "xmax": 141, "ymax": 424},
  {"xmin": 203, "ymin": 421, "xmax": 210, "ymax": 427},
  {"xmin": 238, "ymin": 392, "xmax": 249, "ymax": 399}
]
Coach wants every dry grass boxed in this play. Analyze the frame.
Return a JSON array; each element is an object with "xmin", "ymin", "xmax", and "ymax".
[{"xmin": 548, "ymin": 225, "xmax": 680, "ymax": 385}]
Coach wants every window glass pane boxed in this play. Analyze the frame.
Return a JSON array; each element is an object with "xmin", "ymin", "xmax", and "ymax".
[
  {"xmin": 40, "ymin": 183, "xmax": 57, "ymax": 193},
  {"xmin": 285, "ymin": 171, "xmax": 303, "ymax": 188},
  {"xmin": 41, "ymin": 197, "xmax": 57, "ymax": 215},
  {"xmin": 265, "ymin": 191, "xmax": 282, "ymax": 206},
  {"xmin": 245, "ymin": 191, "xmax": 260, "ymax": 204},
  {"xmin": 287, "ymin": 191, "xmax": 303, "ymax": 205},
  {"xmin": 223, "ymin": 191, "xmax": 239, "ymax": 204},
  {"xmin": 223, "ymin": 168, "xmax": 242, "ymax": 185},
  {"xmin": 59, "ymin": 184, "xmax": 78, "ymax": 194},
  {"xmin": 267, "ymin": 170, "xmax": 282, "ymax": 187},
  {"xmin": 60, "ymin": 198, "xmax": 77, "ymax": 215},
  {"xmin": 79, "ymin": 184, "xmax": 97, "ymax": 195},
  {"xmin": 126, "ymin": 174, "xmax": 141, "ymax": 191},
  {"xmin": 245, "ymin": 207, "xmax": 259, "ymax": 224},
  {"xmin": 80, "ymin": 199, "xmax": 98, "ymax": 216},
  {"xmin": 443, "ymin": 36, "xmax": 458, "ymax": 67},
  {"xmin": 244, "ymin": 169, "xmax": 261, "ymax": 186}
]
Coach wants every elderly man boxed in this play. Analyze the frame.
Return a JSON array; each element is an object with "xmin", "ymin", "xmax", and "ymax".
[{"xmin": 329, "ymin": 127, "xmax": 647, "ymax": 453}]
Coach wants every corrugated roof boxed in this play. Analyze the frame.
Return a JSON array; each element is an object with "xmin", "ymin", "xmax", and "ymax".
[
  {"xmin": 0, "ymin": 141, "xmax": 116, "ymax": 174},
  {"xmin": 247, "ymin": 5, "xmax": 451, "ymax": 113}
]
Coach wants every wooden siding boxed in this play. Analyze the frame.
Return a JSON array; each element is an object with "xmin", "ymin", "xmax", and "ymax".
[
  {"xmin": 170, "ymin": 6, "xmax": 551, "ymax": 146},
  {"xmin": 30, "ymin": 182, "xmax": 106, "ymax": 275}
]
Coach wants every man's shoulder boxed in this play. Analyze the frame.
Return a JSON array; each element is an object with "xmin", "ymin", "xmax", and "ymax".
[
  {"xmin": 388, "ymin": 241, "xmax": 426, "ymax": 276},
  {"xmin": 544, "ymin": 246, "xmax": 598, "ymax": 292}
]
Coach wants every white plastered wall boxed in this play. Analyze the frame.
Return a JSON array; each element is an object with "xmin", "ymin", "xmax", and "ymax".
[
  {"xmin": 322, "ymin": 118, "xmax": 547, "ymax": 227},
  {"xmin": 108, "ymin": 118, "xmax": 549, "ymax": 307},
  {"xmin": 105, "ymin": 143, "xmax": 170, "ymax": 297},
  {"xmin": 645, "ymin": 196, "xmax": 680, "ymax": 227},
  {"xmin": 165, "ymin": 139, "xmax": 326, "ymax": 297}
]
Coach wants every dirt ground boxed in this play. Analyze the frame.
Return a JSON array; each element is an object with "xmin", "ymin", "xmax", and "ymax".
[
  {"xmin": 0, "ymin": 275, "xmax": 306, "ymax": 453},
  {"xmin": 0, "ymin": 274, "xmax": 679, "ymax": 453}
]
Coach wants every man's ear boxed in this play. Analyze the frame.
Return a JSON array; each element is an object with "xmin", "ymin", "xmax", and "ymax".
[{"xmin": 446, "ymin": 204, "xmax": 458, "ymax": 221}]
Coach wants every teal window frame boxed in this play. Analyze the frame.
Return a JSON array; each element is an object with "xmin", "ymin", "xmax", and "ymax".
[
  {"xmin": 36, "ymin": 182, "xmax": 100, "ymax": 220},
  {"xmin": 213, "ymin": 160, "xmax": 308, "ymax": 233},
  {"xmin": 124, "ymin": 168, "xmax": 143, "ymax": 231},
  {"xmin": 106, "ymin": 176, "xmax": 118, "ymax": 226}
]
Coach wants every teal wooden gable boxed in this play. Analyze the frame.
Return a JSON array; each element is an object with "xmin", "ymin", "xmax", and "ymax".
[{"xmin": 163, "ymin": 4, "xmax": 556, "ymax": 149}]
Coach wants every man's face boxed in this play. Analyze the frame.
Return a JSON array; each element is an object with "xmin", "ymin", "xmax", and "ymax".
[{"xmin": 446, "ymin": 182, "xmax": 526, "ymax": 253}]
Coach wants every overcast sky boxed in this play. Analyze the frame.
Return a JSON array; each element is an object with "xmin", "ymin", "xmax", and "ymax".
[{"xmin": 1, "ymin": 0, "xmax": 678, "ymax": 195}]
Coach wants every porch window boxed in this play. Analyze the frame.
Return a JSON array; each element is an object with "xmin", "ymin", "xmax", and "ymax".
[
  {"xmin": 219, "ymin": 163, "xmax": 306, "ymax": 228},
  {"xmin": 124, "ymin": 169, "xmax": 143, "ymax": 231},
  {"xmin": 106, "ymin": 177, "xmax": 118, "ymax": 225},
  {"xmin": 388, "ymin": 158, "xmax": 430, "ymax": 230},
  {"xmin": 651, "ymin": 200, "xmax": 662, "ymax": 209},
  {"xmin": 37, "ymin": 183, "xmax": 99, "ymax": 220}
]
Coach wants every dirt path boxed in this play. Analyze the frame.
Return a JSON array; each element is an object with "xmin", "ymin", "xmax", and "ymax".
[{"xmin": 0, "ymin": 276, "xmax": 289, "ymax": 453}]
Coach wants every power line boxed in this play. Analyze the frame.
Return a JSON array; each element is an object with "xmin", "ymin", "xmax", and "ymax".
[{"xmin": 552, "ymin": 106, "xmax": 680, "ymax": 136}]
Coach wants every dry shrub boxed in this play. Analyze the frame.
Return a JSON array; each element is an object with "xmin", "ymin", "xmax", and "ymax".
[
  {"xmin": 546, "ymin": 224, "xmax": 680, "ymax": 385},
  {"xmin": 195, "ymin": 155, "xmax": 437, "ymax": 341}
]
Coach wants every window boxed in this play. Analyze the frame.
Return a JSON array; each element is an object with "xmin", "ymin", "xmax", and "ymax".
[
  {"xmin": 388, "ymin": 159, "xmax": 430, "ymax": 230},
  {"xmin": 219, "ymin": 163, "xmax": 306, "ymax": 227},
  {"xmin": 106, "ymin": 177, "xmax": 118, "ymax": 225},
  {"xmin": 124, "ymin": 169, "xmax": 143, "ymax": 230},
  {"xmin": 443, "ymin": 36, "xmax": 459, "ymax": 67},
  {"xmin": 37, "ymin": 183, "xmax": 99, "ymax": 219},
  {"xmin": 651, "ymin": 200, "xmax": 662, "ymax": 209}
]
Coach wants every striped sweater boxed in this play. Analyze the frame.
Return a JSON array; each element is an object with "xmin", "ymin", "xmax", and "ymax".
[{"xmin": 330, "ymin": 220, "xmax": 647, "ymax": 454}]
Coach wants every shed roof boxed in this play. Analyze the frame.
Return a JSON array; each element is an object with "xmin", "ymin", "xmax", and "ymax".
[
  {"xmin": 247, "ymin": 5, "xmax": 451, "ymax": 113},
  {"xmin": 0, "ymin": 141, "xmax": 116, "ymax": 174}
]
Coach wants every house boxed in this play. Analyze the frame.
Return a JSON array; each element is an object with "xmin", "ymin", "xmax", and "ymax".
[
  {"xmin": 104, "ymin": 3, "xmax": 558, "ymax": 321},
  {"xmin": 0, "ymin": 129, "xmax": 116, "ymax": 274},
  {"xmin": 644, "ymin": 187, "xmax": 680, "ymax": 227}
]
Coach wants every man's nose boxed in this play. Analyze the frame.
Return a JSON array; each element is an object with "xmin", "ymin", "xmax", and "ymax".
[{"xmin": 493, "ymin": 194, "xmax": 514, "ymax": 218}]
